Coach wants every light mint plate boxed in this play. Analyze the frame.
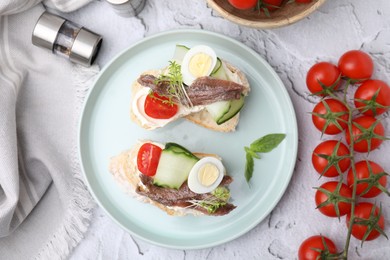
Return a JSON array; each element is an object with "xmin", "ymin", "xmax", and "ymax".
[{"xmin": 79, "ymin": 29, "xmax": 298, "ymax": 249}]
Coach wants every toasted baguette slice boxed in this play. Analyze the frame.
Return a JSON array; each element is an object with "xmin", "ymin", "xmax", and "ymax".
[
  {"xmin": 109, "ymin": 141, "xmax": 227, "ymax": 216},
  {"xmin": 130, "ymin": 61, "xmax": 250, "ymax": 132}
]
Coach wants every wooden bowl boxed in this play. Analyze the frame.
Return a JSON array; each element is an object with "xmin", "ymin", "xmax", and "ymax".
[{"xmin": 207, "ymin": 0, "xmax": 327, "ymax": 29}]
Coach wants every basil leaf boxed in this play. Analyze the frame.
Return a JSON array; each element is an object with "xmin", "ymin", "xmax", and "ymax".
[
  {"xmin": 250, "ymin": 134, "xmax": 286, "ymax": 153},
  {"xmin": 245, "ymin": 152, "xmax": 254, "ymax": 183}
]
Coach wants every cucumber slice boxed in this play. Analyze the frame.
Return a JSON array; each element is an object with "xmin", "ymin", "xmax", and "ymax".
[
  {"xmin": 172, "ymin": 45, "xmax": 189, "ymax": 65},
  {"xmin": 206, "ymin": 95, "xmax": 245, "ymax": 125},
  {"xmin": 153, "ymin": 143, "xmax": 199, "ymax": 189},
  {"xmin": 210, "ymin": 58, "xmax": 229, "ymax": 80},
  {"xmin": 216, "ymin": 95, "xmax": 245, "ymax": 125}
]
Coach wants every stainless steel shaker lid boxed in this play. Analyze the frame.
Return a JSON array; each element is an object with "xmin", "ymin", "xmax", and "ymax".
[
  {"xmin": 69, "ymin": 28, "xmax": 103, "ymax": 67},
  {"xmin": 32, "ymin": 12, "xmax": 66, "ymax": 51}
]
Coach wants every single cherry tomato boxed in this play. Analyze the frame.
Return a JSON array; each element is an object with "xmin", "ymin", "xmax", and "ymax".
[
  {"xmin": 261, "ymin": 0, "xmax": 283, "ymax": 11},
  {"xmin": 347, "ymin": 161, "xmax": 387, "ymax": 198},
  {"xmin": 346, "ymin": 202, "xmax": 385, "ymax": 241},
  {"xmin": 354, "ymin": 79, "xmax": 390, "ymax": 116},
  {"xmin": 338, "ymin": 50, "xmax": 373, "ymax": 82},
  {"xmin": 137, "ymin": 143, "xmax": 162, "ymax": 176},
  {"xmin": 144, "ymin": 92, "xmax": 178, "ymax": 119},
  {"xmin": 227, "ymin": 0, "xmax": 257, "ymax": 9},
  {"xmin": 345, "ymin": 116, "xmax": 384, "ymax": 153},
  {"xmin": 306, "ymin": 62, "xmax": 341, "ymax": 95},
  {"xmin": 315, "ymin": 181, "xmax": 352, "ymax": 217},
  {"xmin": 312, "ymin": 140, "xmax": 351, "ymax": 177},
  {"xmin": 298, "ymin": 235, "xmax": 337, "ymax": 260},
  {"xmin": 312, "ymin": 99, "xmax": 349, "ymax": 135}
]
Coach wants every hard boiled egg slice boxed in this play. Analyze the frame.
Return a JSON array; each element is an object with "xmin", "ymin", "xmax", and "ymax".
[
  {"xmin": 187, "ymin": 157, "xmax": 225, "ymax": 194},
  {"xmin": 181, "ymin": 45, "xmax": 217, "ymax": 86}
]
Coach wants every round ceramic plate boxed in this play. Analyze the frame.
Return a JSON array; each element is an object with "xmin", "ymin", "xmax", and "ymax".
[{"xmin": 79, "ymin": 29, "xmax": 298, "ymax": 249}]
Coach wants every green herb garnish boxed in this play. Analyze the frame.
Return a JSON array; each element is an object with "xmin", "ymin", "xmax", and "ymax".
[
  {"xmin": 188, "ymin": 187, "xmax": 230, "ymax": 214},
  {"xmin": 244, "ymin": 133, "xmax": 286, "ymax": 183},
  {"xmin": 155, "ymin": 61, "xmax": 192, "ymax": 107}
]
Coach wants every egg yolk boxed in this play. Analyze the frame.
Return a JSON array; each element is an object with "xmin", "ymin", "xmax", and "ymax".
[
  {"xmin": 198, "ymin": 163, "xmax": 219, "ymax": 187},
  {"xmin": 188, "ymin": 53, "xmax": 213, "ymax": 78}
]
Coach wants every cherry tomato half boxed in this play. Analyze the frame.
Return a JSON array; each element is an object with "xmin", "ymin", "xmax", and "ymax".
[
  {"xmin": 298, "ymin": 235, "xmax": 337, "ymax": 260},
  {"xmin": 315, "ymin": 181, "xmax": 352, "ymax": 217},
  {"xmin": 345, "ymin": 116, "xmax": 384, "ymax": 153},
  {"xmin": 144, "ymin": 92, "xmax": 178, "ymax": 119},
  {"xmin": 338, "ymin": 50, "xmax": 373, "ymax": 82},
  {"xmin": 306, "ymin": 62, "xmax": 341, "ymax": 95},
  {"xmin": 312, "ymin": 99, "xmax": 349, "ymax": 135},
  {"xmin": 227, "ymin": 0, "xmax": 257, "ymax": 9},
  {"xmin": 312, "ymin": 140, "xmax": 351, "ymax": 177},
  {"xmin": 347, "ymin": 160, "xmax": 387, "ymax": 198},
  {"xmin": 354, "ymin": 79, "xmax": 390, "ymax": 116},
  {"xmin": 137, "ymin": 143, "xmax": 162, "ymax": 176},
  {"xmin": 346, "ymin": 202, "xmax": 385, "ymax": 241}
]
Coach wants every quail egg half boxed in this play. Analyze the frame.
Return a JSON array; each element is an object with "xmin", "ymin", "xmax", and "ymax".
[
  {"xmin": 181, "ymin": 45, "xmax": 217, "ymax": 86},
  {"xmin": 187, "ymin": 157, "xmax": 225, "ymax": 194}
]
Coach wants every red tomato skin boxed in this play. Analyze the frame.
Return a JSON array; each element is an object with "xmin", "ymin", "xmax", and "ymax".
[
  {"xmin": 347, "ymin": 161, "xmax": 387, "ymax": 198},
  {"xmin": 354, "ymin": 79, "xmax": 390, "ymax": 116},
  {"xmin": 315, "ymin": 181, "xmax": 352, "ymax": 217},
  {"xmin": 298, "ymin": 235, "xmax": 337, "ymax": 260},
  {"xmin": 338, "ymin": 50, "xmax": 373, "ymax": 81},
  {"xmin": 312, "ymin": 140, "xmax": 351, "ymax": 177},
  {"xmin": 136, "ymin": 143, "xmax": 162, "ymax": 176},
  {"xmin": 345, "ymin": 116, "xmax": 384, "ymax": 153},
  {"xmin": 306, "ymin": 62, "xmax": 341, "ymax": 95},
  {"xmin": 262, "ymin": 0, "xmax": 283, "ymax": 11},
  {"xmin": 144, "ymin": 92, "xmax": 178, "ymax": 119},
  {"xmin": 346, "ymin": 202, "xmax": 385, "ymax": 241},
  {"xmin": 312, "ymin": 99, "xmax": 348, "ymax": 135},
  {"xmin": 227, "ymin": 0, "xmax": 257, "ymax": 9}
]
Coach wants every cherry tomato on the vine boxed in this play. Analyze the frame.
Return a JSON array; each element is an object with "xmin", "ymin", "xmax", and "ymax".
[
  {"xmin": 354, "ymin": 79, "xmax": 390, "ymax": 116},
  {"xmin": 347, "ymin": 160, "xmax": 387, "ymax": 198},
  {"xmin": 345, "ymin": 116, "xmax": 385, "ymax": 153},
  {"xmin": 261, "ymin": 0, "xmax": 283, "ymax": 11},
  {"xmin": 315, "ymin": 181, "xmax": 352, "ymax": 217},
  {"xmin": 306, "ymin": 62, "xmax": 341, "ymax": 95},
  {"xmin": 312, "ymin": 140, "xmax": 351, "ymax": 177},
  {"xmin": 298, "ymin": 235, "xmax": 337, "ymax": 260},
  {"xmin": 227, "ymin": 0, "xmax": 257, "ymax": 9},
  {"xmin": 312, "ymin": 99, "xmax": 349, "ymax": 135},
  {"xmin": 137, "ymin": 143, "xmax": 162, "ymax": 176},
  {"xmin": 346, "ymin": 202, "xmax": 385, "ymax": 241},
  {"xmin": 338, "ymin": 50, "xmax": 373, "ymax": 82}
]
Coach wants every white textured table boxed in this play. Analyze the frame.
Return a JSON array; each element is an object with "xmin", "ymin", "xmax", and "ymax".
[{"xmin": 68, "ymin": 0, "xmax": 390, "ymax": 259}]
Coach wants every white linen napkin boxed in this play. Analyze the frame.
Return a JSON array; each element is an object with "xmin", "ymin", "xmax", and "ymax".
[{"xmin": 0, "ymin": 0, "xmax": 99, "ymax": 259}]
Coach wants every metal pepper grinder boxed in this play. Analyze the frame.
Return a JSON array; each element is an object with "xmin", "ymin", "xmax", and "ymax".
[{"xmin": 32, "ymin": 12, "xmax": 102, "ymax": 67}]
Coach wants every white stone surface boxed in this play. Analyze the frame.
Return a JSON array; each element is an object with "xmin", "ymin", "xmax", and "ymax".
[{"xmin": 66, "ymin": 0, "xmax": 390, "ymax": 259}]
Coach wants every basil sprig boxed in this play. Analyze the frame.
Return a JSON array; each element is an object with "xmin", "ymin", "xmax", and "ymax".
[{"xmin": 244, "ymin": 133, "xmax": 286, "ymax": 183}]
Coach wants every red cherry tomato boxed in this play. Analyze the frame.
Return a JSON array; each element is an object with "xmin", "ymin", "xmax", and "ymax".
[
  {"xmin": 227, "ymin": 0, "xmax": 257, "ymax": 9},
  {"xmin": 315, "ymin": 181, "xmax": 352, "ymax": 217},
  {"xmin": 298, "ymin": 235, "xmax": 337, "ymax": 260},
  {"xmin": 345, "ymin": 116, "xmax": 384, "ymax": 153},
  {"xmin": 137, "ymin": 143, "xmax": 162, "ymax": 176},
  {"xmin": 306, "ymin": 62, "xmax": 341, "ymax": 95},
  {"xmin": 354, "ymin": 79, "xmax": 390, "ymax": 116},
  {"xmin": 347, "ymin": 161, "xmax": 387, "ymax": 198},
  {"xmin": 312, "ymin": 99, "xmax": 349, "ymax": 135},
  {"xmin": 312, "ymin": 140, "xmax": 351, "ymax": 177},
  {"xmin": 144, "ymin": 92, "xmax": 178, "ymax": 119},
  {"xmin": 338, "ymin": 50, "xmax": 373, "ymax": 82},
  {"xmin": 346, "ymin": 202, "xmax": 385, "ymax": 241},
  {"xmin": 262, "ymin": 0, "xmax": 283, "ymax": 11}
]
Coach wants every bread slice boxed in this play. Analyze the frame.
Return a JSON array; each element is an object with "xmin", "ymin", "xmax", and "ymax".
[
  {"xmin": 130, "ymin": 61, "xmax": 250, "ymax": 132},
  {"xmin": 109, "ymin": 141, "xmax": 223, "ymax": 216}
]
